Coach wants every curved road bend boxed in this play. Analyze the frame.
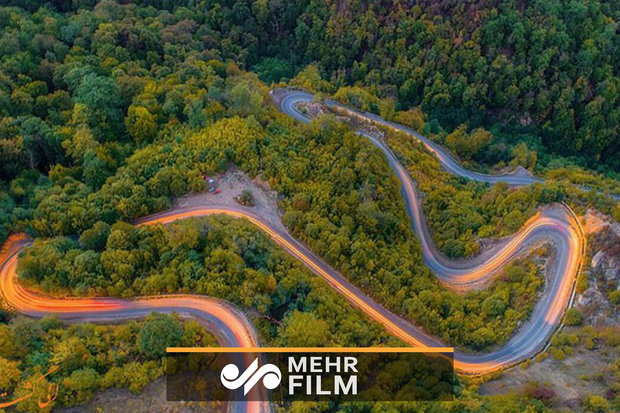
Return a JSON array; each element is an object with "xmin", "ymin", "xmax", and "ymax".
[
  {"xmin": 0, "ymin": 234, "xmax": 268, "ymax": 413},
  {"xmin": 280, "ymin": 89, "xmax": 620, "ymax": 201},
  {"xmin": 278, "ymin": 90, "xmax": 544, "ymax": 186},
  {"xmin": 278, "ymin": 91, "xmax": 581, "ymax": 278}
]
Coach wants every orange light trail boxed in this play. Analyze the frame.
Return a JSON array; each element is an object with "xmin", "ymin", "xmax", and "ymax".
[{"xmin": 1, "ymin": 196, "xmax": 583, "ymax": 377}]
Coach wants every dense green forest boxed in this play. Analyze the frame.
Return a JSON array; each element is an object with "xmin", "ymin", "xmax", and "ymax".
[
  {"xmin": 13, "ymin": 216, "xmax": 557, "ymax": 410},
  {"xmin": 309, "ymin": 84, "xmax": 619, "ymax": 257},
  {"xmin": 0, "ymin": 1, "xmax": 618, "ymax": 411},
  {"xmin": 1, "ymin": 0, "xmax": 618, "ymax": 178},
  {"xmin": 381, "ymin": 123, "xmax": 619, "ymax": 257},
  {"xmin": 328, "ymin": 85, "xmax": 620, "ymax": 191},
  {"xmin": 0, "ymin": 0, "xmax": 618, "ymax": 243},
  {"xmin": 287, "ymin": 0, "xmax": 618, "ymax": 170},
  {"xmin": 0, "ymin": 281, "xmax": 553, "ymax": 412}
]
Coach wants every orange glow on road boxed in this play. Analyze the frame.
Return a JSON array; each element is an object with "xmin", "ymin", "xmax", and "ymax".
[
  {"xmin": 137, "ymin": 209, "xmax": 432, "ymax": 347},
  {"xmin": 0, "ymin": 233, "xmax": 264, "ymax": 413},
  {"xmin": 1, "ymin": 198, "xmax": 584, "ymax": 376}
]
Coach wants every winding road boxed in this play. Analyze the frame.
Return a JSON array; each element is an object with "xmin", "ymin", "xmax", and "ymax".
[
  {"xmin": 0, "ymin": 89, "xmax": 586, "ymax": 410},
  {"xmin": 276, "ymin": 89, "xmax": 583, "ymax": 370}
]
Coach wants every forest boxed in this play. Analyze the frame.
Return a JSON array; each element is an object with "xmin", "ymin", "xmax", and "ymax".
[
  {"xmin": 381, "ymin": 122, "xmax": 618, "ymax": 258},
  {"xmin": 19, "ymin": 215, "xmax": 546, "ymax": 350},
  {"xmin": 0, "ymin": 311, "xmax": 217, "ymax": 411},
  {"xmin": 1, "ymin": 0, "xmax": 618, "ymax": 177},
  {"xmin": 0, "ymin": 0, "xmax": 617, "ymax": 412}
]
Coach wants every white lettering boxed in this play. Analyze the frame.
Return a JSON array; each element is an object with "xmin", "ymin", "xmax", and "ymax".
[
  {"xmin": 310, "ymin": 357, "xmax": 321, "ymax": 372},
  {"xmin": 289, "ymin": 376, "xmax": 303, "ymax": 394},
  {"xmin": 344, "ymin": 357, "xmax": 358, "ymax": 373},
  {"xmin": 335, "ymin": 376, "xmax": 357, "ymax": 395},
  {"xmin": 288, "ymin": 357, "xmax": 306, "ymax": 373},
  {"xmin": 324, "ymin": 357, "xmax": 339, "ymax": 373},
  {"xmin": 316, "ymin": 376, "xmax": 330, "ymax": 395}
]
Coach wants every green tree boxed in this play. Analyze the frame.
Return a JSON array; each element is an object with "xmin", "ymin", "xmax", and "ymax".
[
  {"xmin": 563, "ymin": 308, "xmax": 583, "ymax": 326},
  {"xmin": 79, "ymin": 221, "xmax": 111, "ymax": 251},
  {"xmin": 51, "ymin": 336, "xmax": 90, "ymax": 372},
  {"xmin": 11, "ymin": 317, "xmax": 43, "ymax": 355},
  {"xmin": 291, "ymin": 64, "xmax": 332, "ymax": 93},
  {"xmin": 237, "ymin": 190, "xmax": 255, "ymax": 206},
  {"xmin": 0, "ymin": 325, "xmax": 17, "ymax": 358},
  {"xmin": 229, "ymin": 83, "xmax": 263, "ymax": 117},
  {"xmin": 281, "ymin": 311, "xmax": 330, "ymax": 347},
  {"xmin": 583, "ymin": 394, "xmax": 611, "ymax": 412},
  {"xmin": 105, "ymin": 222, "xmax": 135, "ymax": 250},
  {"xmin": 0, "ymin": 136, "xmax": 28, "ymax": 180},
  {"xmin": 0, "ymin": 357, "xmax": 20, "ymax": 392},
  {"xmin": 62, "ymin": 125, "xmax": 97, "ymax": 161},
  {"xmin": 445, "ymin": 125, "xmax": 493, "ymax": 161},
  {"xmin": 61, "ymin": 368, "xmax": 101, "ymax": 406},
  {"xmin": 126, "ymin": 105, "xmax": 157, "ymax": 144},
  {"xmin": 137, "ymin": 313, "xmax": 183, "ymax": 358},
  {"xmin": 74, "ymin": 74, "xmax": 124, "ymax": 141}
]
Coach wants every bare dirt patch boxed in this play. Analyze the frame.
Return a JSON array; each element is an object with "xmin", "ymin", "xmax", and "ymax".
[
  {"xmin": 174, "ymin": 166, "xmax": 285, "ymax": 232},
  {"xmin": 57, "ymin": 377, "xmax": 224, "ymax": 413}
]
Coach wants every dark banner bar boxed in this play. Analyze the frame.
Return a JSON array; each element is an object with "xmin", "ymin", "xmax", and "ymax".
[{"xmin": 166, "ymin": 348, "xmax": 455, "ymax": 403}]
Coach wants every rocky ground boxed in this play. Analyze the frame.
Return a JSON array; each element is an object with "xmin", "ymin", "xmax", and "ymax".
[
  {"xmin": 294, "ymin": 100, "xmax": 327, "ymax": 119},
  {"xmin": 294, "ymin": 100, "xmax": 388, "ymax": 140},
  {"xmin": 580, "ymin": 210, "xmax": 620, "ymax": 326}
]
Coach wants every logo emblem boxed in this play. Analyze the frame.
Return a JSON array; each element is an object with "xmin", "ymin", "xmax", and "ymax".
[{"xmin": 220, "ymin": 358, "xmax": 281, "ymax": 395}]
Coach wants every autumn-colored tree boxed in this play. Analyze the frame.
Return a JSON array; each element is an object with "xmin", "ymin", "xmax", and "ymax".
[{"xmin": 126, "ymin": 105, "xmax": 157, "ymax": 144}]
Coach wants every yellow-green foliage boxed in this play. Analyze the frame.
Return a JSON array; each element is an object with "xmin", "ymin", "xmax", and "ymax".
[{"xmin": 0, "ymin": 315, "xmax": 215, "ymax": 410}]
